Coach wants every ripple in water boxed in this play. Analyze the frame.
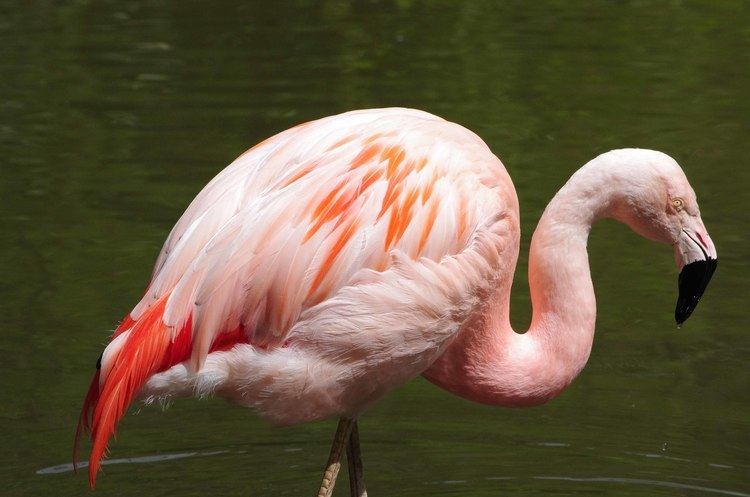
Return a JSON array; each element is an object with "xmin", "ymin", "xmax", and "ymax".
[
  {"xmin": 534, "ymin": 476, "xmax": 750, "ymax": 497},
  {"xmin": 37, "ymin": 450, "xmax": 230, "ymax": 475}
]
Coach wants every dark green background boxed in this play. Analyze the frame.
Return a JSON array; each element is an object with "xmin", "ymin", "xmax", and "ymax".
[{"xmin": 1, "ymin": 1, "xmax": 748, "ymax": 496}]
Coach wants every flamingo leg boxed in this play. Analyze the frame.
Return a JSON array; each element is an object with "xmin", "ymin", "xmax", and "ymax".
[
  {"xmin": 346, "ymin": 420, "xmax": 367, "ymax": 497},
  {"xmin": 316, "ymin": 418, "xmax": 354, "ymax": 497}
]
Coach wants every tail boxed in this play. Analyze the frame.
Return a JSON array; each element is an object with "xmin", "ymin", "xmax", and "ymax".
[{"xmin": 74, "ymin": 294, "xmax": 193, "ymax": 488}]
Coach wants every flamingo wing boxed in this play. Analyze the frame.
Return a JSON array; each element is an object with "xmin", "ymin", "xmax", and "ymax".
[{"xmin": 77, "ymin": 108, "xmax": 510, "ymax": 486}]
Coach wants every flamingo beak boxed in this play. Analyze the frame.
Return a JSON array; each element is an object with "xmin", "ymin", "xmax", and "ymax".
[
  {"xmin": 676, "ymin": 258, "xmax": 717, "ymax": 324},
  {"xmin": 674, "ymin": 224, "xmax": 717, "ymax": 325}
]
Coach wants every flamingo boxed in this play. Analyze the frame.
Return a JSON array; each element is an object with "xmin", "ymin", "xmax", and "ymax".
[{"xmin": 75, "ymin": 107, "xmax": 717, "ymax": 496}]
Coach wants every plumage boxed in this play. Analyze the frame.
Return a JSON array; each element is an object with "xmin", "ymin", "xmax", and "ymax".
[
  {"xmin": 76, "ymin": 108, "xmax": 717, "ymax": 494},
  {"xmin": 76, "ymin": 108, "xmax": 516, "ymax": 486}
]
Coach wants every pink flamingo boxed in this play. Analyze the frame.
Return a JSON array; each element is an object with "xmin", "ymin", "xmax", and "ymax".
[{"xmin": 75, "ymin": 108, "xmax": 717, "ymax": 495}]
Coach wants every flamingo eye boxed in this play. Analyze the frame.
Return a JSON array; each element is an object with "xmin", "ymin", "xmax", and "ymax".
[{"xmin": 671, "ymin": 197, "xmax": 684, "ymax": 212}]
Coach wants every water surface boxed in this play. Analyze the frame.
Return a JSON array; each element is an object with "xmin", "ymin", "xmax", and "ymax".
[{"xmin": 1, "ymin": 2, "xmax": 748, "ymax": 496}]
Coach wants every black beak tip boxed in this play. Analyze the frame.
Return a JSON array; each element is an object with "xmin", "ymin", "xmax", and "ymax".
[
  {"xmin": 675, "ymin": 258, "xmax": 717, "ymax": 325},
  {"xmin": 675, "ymin": 307, "xmax": 692, "ymax": 326}
]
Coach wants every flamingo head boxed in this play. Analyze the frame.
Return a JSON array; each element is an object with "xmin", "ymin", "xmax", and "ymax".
[{"xmin": 602, "ymin": 149, "xmax": 718, "ymax": 324}]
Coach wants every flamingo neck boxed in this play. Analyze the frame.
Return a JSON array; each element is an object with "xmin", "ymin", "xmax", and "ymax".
[{"xmin": 424, "ymin": 161, "xmax": 613, "ymax": 406}]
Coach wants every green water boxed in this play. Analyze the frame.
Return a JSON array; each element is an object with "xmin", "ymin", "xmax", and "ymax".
[{"xmin": 1, "ymin": 2, "xmax": 748, "ymax": 496}]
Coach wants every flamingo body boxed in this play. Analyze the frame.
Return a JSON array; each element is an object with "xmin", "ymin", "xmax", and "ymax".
[
  {"xmin": 78, "ymin": 108, "xmax": 519, "ymax": 484},
  {"xmin": 77, "ymin": 108, "xmax": 717, "ymax": 491}
]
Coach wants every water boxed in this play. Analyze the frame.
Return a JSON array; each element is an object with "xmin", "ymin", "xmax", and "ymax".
[{"xmin": 1, "ymin": 2, "xmax": 748, "ymax": 496}]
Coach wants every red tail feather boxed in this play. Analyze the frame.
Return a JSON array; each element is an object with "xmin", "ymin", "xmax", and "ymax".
[
  {"xmin": 73, "ymin": 313, "xmax": 135, "ymax": 473},
  {"xmin": 73, "ymin": 370, "xmax": 100, "ymax": 472},
  {"xmin": 79, "ymin": 294, "xmax": 194, "ymax": 488},
  {"xmin": 75, "ymin": 295, "xmax": 249, "ymax": 487}
]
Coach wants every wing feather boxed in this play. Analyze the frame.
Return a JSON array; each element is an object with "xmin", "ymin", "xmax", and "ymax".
[{"xmin": 158, "ymin": 110, "xmax": 501, "ymax": 359}]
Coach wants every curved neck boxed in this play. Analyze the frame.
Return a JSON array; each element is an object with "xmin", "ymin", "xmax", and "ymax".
[{"xmin": 424, "ymin": 163, "xmax": 612, "ymax": 406}]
